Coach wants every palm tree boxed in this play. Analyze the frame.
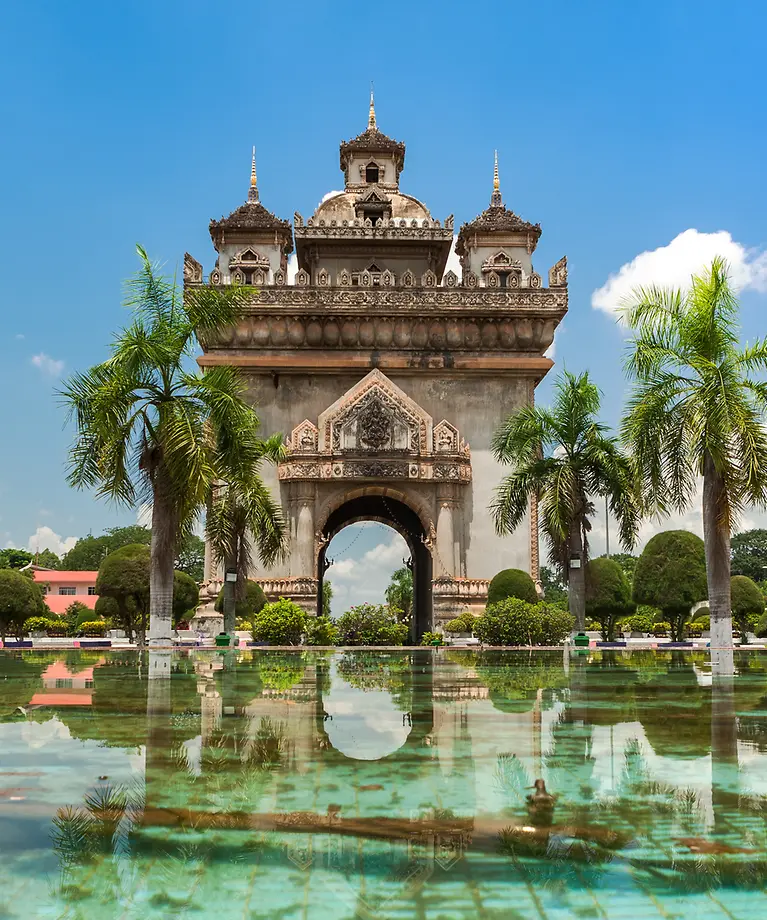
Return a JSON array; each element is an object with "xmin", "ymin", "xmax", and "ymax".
[
  {"xmin": 491, "ymin": 370, "xmax": 639, "ymax": 630},
  {"xmin": 621, "ymin": 257, "xmax": 767, "ymax": 649},
  {"xmin": 61, "ymin": 245, "xmax": 266, "ymax": 645},
  {"xmin": 206, "ymin": 459, "xmax": 288, "ymax": 635}
]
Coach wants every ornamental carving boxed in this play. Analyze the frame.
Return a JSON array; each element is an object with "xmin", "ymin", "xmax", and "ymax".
[
  {"xmin": 549, "ymin": 256, "xmax": 567, "ymax": 287},
  {"xmin": 184, "ymin": 252, "xmax": 203, "ymax": 284},
  {"xmin": 278, "ymin": 370, "xmax": 471, "ymax": 484}
]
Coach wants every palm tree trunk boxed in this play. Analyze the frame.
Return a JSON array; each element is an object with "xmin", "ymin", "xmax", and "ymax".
[
  {"xmin": 568, "ymin": 524, "xmax": 586, "ymax": 632},
  {"xmin": 148, "ymin": 468, "xmax": 178, "ymax": 647},
  {"xmin": 703, "ymin": 452, "xmax": 733, "ymax": 649},
  {"xmin": 222, "ymin": 550, "xmax": 237, "ymax": 636}
]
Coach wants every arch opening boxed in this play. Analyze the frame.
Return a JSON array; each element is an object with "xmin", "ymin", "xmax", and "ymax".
[{"xmin": 317, "ymin": 495, "xmax": 433, "ymax": 642}]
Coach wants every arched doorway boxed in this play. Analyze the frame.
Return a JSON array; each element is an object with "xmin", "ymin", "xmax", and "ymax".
[{"xmin": 317, "ymin": 495, "xmax": 433, "ymax": 642}]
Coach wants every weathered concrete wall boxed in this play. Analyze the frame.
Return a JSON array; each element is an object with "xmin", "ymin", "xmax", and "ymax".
[{"xmin": 245, "ymin": 370, "xmax": 531, "ymax": 582}]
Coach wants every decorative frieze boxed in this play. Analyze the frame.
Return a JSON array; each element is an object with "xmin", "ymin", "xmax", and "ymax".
[{"xmin": 207, "ymin": 312, "xmax": 559, "ymax": 353}]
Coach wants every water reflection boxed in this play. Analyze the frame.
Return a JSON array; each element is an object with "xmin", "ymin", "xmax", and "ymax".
[{"xmin": 2, "ymin": 648, "xmax": 767, "ymax": 917}]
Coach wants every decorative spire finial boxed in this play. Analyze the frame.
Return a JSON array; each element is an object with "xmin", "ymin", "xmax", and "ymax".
[
  {"xmin": 368, "ymin": 84, "xmax": 376, "ymax": 129},
  {"xmin": 491, "ymin": 149, "xmax": 502, "ymax": 207},
  {"xmin": 248, "ymin": 146, "xmax": 259, "ymax": 203}
]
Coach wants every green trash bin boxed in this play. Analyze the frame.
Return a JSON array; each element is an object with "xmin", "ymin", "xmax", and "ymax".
[
  {"xmin": 215, "ymin": 633, "xmax": 231, "ymax": 648},
  {"xmin": 573, "ymin": 633, "xmax": 590, "ymax": 648}
]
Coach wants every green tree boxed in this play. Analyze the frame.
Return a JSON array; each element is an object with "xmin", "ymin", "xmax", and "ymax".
[
  {"xmin": 322, "ymin": 580, "xmax": 333, "ymax": 617},
  {"xmin": 632, "ymin": 531, "xmax": 708, "ymax": 641},
  {"xmin": 604, "ymin": 552, "xmax": 638, "ymax": 583},
  {"xmin": 59, "ymin": 526, "xmax": 152, "ymax": 570},
  {"xmin": 621, "ymin": 257, "xmax": 767, "ymax": 649},
  {"xmin": 206, "ymin": 472, "xmax": 286, "ymax": 635},
  {"xmin": 385, "ymin": 566, "xmax": 413, "ymax": 620},
  {"xmin": 491, "ymin": 370, "xmax": 640, "ymax": 630},
  {"xmin": 487, "ymin": 568, "xmax": 538, "ymax": 606},
  {"xmin": 34, "ymin": 549, "xmax": 61, "ymax": 569},
  {"xmin": 172, "ymin": 571, "xmax": 199, "ymax": 626},
  {"xmin": 0, "ymin": 569, "xmax": 45, "ymax": 640},
  {"xmin": 585, "ymin": 556, "xmax": 635, "ymax": 641},
  {"xmin": 96, "ymin": 544, "xmax": 151, "ymax": 644},
  {"xmin": 731, "ymin": 529, "xmax": 767, "ymax": 582},
  {"xmin": 0, "ymin": 548, "xmax": 33, "ymax": 570},
  {"xmin": 174, "ymin": 533, "xmax": 206, "ymax": 582},
  {"xmin": 214, "ymin": 579, "xmax": 268, "ymax": 622},
  {"xmin": 61, "ymin": 245, "xmax": 264, "ymax": 646},
  {"xmin": 731, "ymin": 574, "xmax": 764, "ymax": 642},
  {"xmin": 539, "ymin": 565, "xmax": 568, "ymax": 606}
]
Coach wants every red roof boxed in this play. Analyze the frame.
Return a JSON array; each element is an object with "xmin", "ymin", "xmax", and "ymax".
[
  {"xmin": 44, "ymin": 594, "xmax": 99, "ymax": 615},
  {"xmin": 33, "ymin": 571, "xmax": 99, "ymax": 584}
]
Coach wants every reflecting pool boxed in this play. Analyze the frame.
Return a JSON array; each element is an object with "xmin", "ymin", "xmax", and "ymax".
[{"xmin": 1, "ymin": 648, "xmax": 766, "ymax": 918}]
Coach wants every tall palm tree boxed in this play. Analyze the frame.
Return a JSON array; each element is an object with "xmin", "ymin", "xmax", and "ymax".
[
  {"xmin": 61, "ymin": 245, "xmax": 266, "ymax": 646},
  {"xmin": 621, "ymin": 257, "xmax": 767, "ymax": 649},
  {"xmin": 491, "ymin": 370, "xmax": 639, "ymax": 630},
  {"xmin": 206, "ymin": 450, "xmax": 288, "ymax": 635}
]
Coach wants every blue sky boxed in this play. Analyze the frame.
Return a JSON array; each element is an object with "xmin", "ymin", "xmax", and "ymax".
[{"xmin": 1, "ymin": 1, "xmax": 766, "ymax": 601}]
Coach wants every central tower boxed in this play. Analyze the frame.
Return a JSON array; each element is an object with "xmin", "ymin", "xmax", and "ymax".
[{"xmin": 187, "ymin": 98, "xmax": 568, "ymax": 637}]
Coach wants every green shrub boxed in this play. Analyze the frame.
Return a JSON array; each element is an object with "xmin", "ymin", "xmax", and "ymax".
[
  {"xmin": 63, "ymin": 601, "xmax": 95, "ymax": 636},
  {"xmin": 335, "ymin": 604, "xmax": 409, "ymax": 646},
  {"xmin": 23, "ymin": 616, "xmax": 54, "ymax": 634},
  {"xmin": 693, "ymin": 613, "xmax": 710, "ymax": 631},
  {"xmin": 216, "ymin": 579, "xmax": 267, "ymax": 620},
  {"xmin": 693, "ymin": 606, "xmax": 710, "ymax": 620},
  {"xmin": 251, "ymin": 599, "xmax": 306, "ymax": 646},
  {"xmin": 633, "ymin": 530, "xmax": 707, "ymax": 641},
  {"xmin": 420, "ymin": 631, "xmax": 443, "ymax": 646},
  {"xmin": 756, "ymin": 611, "xmax": 767, "ymax": 639},
  {"xmin": 731, "ymin": 575, "xmax": 764, "ymax": 643},
  {"xmin": 585, "ymin": 557, "xmax": 635, "ymax": 641},
  {"xmin": 539, "ymin": 603, "xmax": 575, "ymax": 644},
  {"xmin": 46, "ymin": 617, "xmax": 67, "ymax": 636},
  {"xmin": 79, "ymin": 621, "xmax": 106, "ymax": 637},
  {"xmin": 623, "ymin": 611, "xmax": 655, "ymax": 634},
  {"xmin": 652, "ymin": 622, "xmax": 671, "ymax": 637},
  {"xmin": 687, "ymin": 622, "xmax": 703, "ymax": 637},
  {"xmin": 475, "ymin": 599, "xmax": 540, "ymax": 645},
  {"xmin": 304, "ymin": 615, "xmax": 338, "ymax": 646},
  {"xmin": 487, "ymin": 569, "xmax": 538, "ymax": 606},
  {"xmin": 443, "ymin": 612, "xmax": 476, "ymax": 633}
]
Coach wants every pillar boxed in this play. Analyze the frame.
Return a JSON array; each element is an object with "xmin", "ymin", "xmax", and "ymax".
[
  {"xmin": 294, "ymin": 483, "xmax": 316, "ymax": 577},
  {"xmin": 436, "ymin": 484, "xmax": 458, "ymax": 577}
]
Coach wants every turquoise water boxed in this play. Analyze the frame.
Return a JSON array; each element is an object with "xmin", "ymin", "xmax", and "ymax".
[{"xmin": 0, "ymin": 648, "xmax": 765, "ymax": 919}]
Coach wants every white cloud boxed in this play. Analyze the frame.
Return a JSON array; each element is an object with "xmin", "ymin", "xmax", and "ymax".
[
  {"xmin": 137, "ymin": 504, "xmax": 152, "ymax": 528},
  {"xmin": 592, "ymin": 229, "xmax": 767, "ymax": 316},
  {"xmin": 318, "ymin": 189, "xmax": 343, "ymax": 209},
  {"xmin": 286, "ymin": 252, "xmax": 298, "ymax": 284},
  {"xmin": 27, "ymin": 526, "xmax": 77, "ymax": 557},
  {"xmin": 31, "ymin": 352, "xmax": 64, "ymax": 377},
  {"xmin": 443, "ymin": 235, "xmax": 461, "ymax": 280},
  {"xmin": 325, "ymin": 527, "xmax": 409, "ymax": 608},
  {"xmin": 15, "ymin": 334, "xmax": 24, "ymax": 340}
]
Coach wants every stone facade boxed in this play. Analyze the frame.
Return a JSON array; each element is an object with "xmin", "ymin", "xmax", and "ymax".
[{"xmin": 189, "ymin": 100, "xmax": 567, "ymax": 634}]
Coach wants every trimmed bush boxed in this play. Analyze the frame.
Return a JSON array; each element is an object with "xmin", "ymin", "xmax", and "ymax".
[
  {"xmin": 443, "ymin": 611, "xmax": 477, "ymax": 633},
  {"xmin": 335, "ymin": 604, "xmax": 409, "ymax": 646},
  {"xmin": 585, "ymin": 557, "xmax": 635, "ymax": 641},
  {"xmin": 693, "ymin": 613, "xmax": 710, "ymax": 631},
  {"xmin": 420, "ymin": 631, "xmax": 443, "ymax": 646},
  {"xmin": 80, "ymin": 621, "xmax": 106, "ymax": 637},
  {"xmin": 633, "ymin": 531, "xmax": 707, "ymax": 641},
  {"xmin": 688, "ymin": 622, "xmax": 703, "ymax": 638},
  {"xmin": 487, "ymin": 569, "xmax": 538, "ymax": 606},
  {"xmin": 623, "ymin": 611, "xmax": 655, "ymax": 634},
  {"xmin": 473, "ymin": 598, "xmax": 573, "ymax": 646},
  {"xmin": 23, "ymin": 616, "xmax": 55, "ymax": 635},
  {"xmin": 652, "ymin": 622, "xmax": 671, "ymax": 637},
  {"xmin": 731, "ymin": 575, "xmax": 764, "ymax": 642},
  {"xmin": 304, "ymin": 615, "xmax": 338, "ymax": 646},
  {"xmin": 251, "ymin": 598, "xmax": 306, "ymax": 646},
  {"xmin": 216, "ymin": 579, "xmax": 268, "ymax": 621}
]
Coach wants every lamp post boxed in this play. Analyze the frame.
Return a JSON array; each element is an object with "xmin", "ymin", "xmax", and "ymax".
[{"xmin": 223, "ymin": 567, "xmax": 237, "ymax": 636}]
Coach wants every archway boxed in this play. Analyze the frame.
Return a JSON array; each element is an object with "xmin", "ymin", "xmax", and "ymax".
[{"xmin": 317, "ymin": 495, "xmax": 433, "ymax": 642}]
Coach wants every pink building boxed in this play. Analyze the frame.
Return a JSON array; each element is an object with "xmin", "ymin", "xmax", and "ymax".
[{"xmin": 31, "ymin": 568, "xmax": 100, "ymax": 616}]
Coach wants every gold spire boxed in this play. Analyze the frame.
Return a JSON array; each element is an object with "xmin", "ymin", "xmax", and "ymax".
[
  {"xmin": 368, "ymin": 85, "xmax": 376, "ymax": 129},
  {"xmin": 248, "ymin": 146, "xmax": 259, "ymax": 202},
  {"xmin": 491, "ymin": 149, "xmax": 502, "ymax": 207}
]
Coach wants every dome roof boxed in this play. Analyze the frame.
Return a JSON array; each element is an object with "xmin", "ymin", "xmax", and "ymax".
[{"xmin": 313, "ymin": 190, "xmax": 430, "ymax": 222}]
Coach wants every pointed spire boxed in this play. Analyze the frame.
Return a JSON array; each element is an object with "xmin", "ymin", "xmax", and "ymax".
[
  {"xmin": 491, "ymin": 150, "xmax": 502, "ymax": 207},
  {"xmin": 248, "ymin": 145, "xmax": 259, "ymax": 203},
  {"xmin": 368, "ymin": 84, "xmax": 377, "ymax": 129}
]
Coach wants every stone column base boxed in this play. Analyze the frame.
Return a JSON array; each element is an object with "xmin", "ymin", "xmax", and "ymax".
[
  {"xmin": 255, "ymin": 577, "xmax": 319, "ymax": 616},
  {"xmin": 432, "ymin": 576, "xmax": 489, "ymax": 627}
]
